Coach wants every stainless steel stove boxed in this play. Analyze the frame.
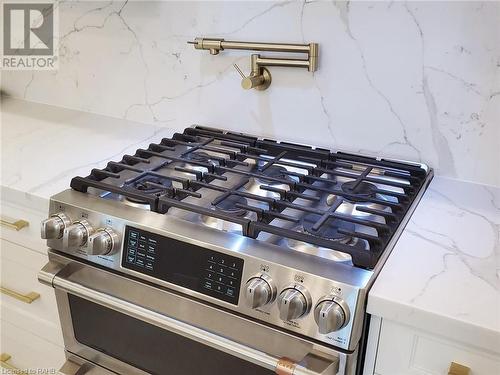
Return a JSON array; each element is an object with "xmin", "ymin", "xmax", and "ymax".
[{"xmin": 38, "ymin": 126, "xmax": 432, "ymax": 375}]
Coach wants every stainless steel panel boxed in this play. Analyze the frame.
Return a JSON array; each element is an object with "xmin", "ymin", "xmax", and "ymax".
[
  {"xmin": 43, "ymin": 164, "xmax": 432, "ymax": 352},
  {"xmin": 46, "ymin": 189, "xmax": 370, "ymax": 350},
  {"xmin": 41, "ymin": 253, "xmax": 358, "ymax": 374}
]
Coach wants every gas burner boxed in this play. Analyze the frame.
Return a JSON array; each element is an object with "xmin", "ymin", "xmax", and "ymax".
[
  {"xmin": 281, "ymin": 220, "xmax": 364, "ymax": 263},
  {"xmin": 125, "ymin": 175, "xmax": 172, "ymax": 204},
  {"xmin": 302, "ymin": 213, "xmax": 355, "ymax": 243},
  {"xmin": 341, "ymin": 181, "xmax": 377, "ymax": 202},
  {"xmin": 171, "ymin": 151, "xmax": 214, "ymax": 180},
  {"xmin": 325, "ymin": 194, "xmax": 390, "ymax": 225},
  {"xmin": 131, "ymin": 175, "xmax": 172, "ymax": 193},
  {"xmin": 258, "ymin": 165, "xmax": 292, "ymax": 181},
  {"xmin": 185, "ymin": 151, "xmax": 212, "ymax": 163},
  {"xmin": 199, "ymin": 195, "xmax": 250, "ymax": 234},
  {"xmin": 213, "ymin": 195, "xmax": 248, "ymax": 216},
  {"xmin": 246, "ymin": 165, "xmax": 295, "ymax": 199},
  {"xmin": 280, "ymin": 214, "xmax": 367, "ymax": 263}
]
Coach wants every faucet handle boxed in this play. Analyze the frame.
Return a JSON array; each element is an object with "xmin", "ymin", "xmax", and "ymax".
[
  {"xmin": 233, "ymin": 64, "xmax": 272, "ymax": 91},
  {"xmin": 233, "ymin": 63, "xmax": 246, "ymax": 79}
]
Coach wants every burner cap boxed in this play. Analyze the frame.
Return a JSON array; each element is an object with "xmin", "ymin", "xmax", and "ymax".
[
  {"xmin": 257, "ymin": 165, "xmax": 294, "ymax": 184},
  {"xmin": 341, "ymin": 181, "xmax": 377, "ymax": 202},
  {"xmin": 214, "ymin": 195, "xmax": 248, "ymax": 216},
  {"xmin": 186, "ymin": 151, "xmax": 212, "ymax": 163},
  {"xmin": 126, "ymin": 175, "xmax": 172, "ymax": 204},
  {"xmin": 302, "ymin": 213, "xmax": 355, "ymax": 242}
]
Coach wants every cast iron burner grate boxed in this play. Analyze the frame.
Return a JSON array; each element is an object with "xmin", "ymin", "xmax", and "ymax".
[{"xmin": 70, "ymin": 126, "xmax": 430, "ymax": 269}]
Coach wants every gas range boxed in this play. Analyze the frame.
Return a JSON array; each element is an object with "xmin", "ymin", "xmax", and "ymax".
[{"xmin": 39, "ymin": 126, "xmax": 432, "ymax": 375}]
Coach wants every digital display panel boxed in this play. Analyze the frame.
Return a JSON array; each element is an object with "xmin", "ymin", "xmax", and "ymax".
[{"xmin": 122, "ymin": 226, "xmax": 244, "ymax": 304}]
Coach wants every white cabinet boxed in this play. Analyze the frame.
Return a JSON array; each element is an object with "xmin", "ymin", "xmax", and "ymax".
[
  {"xmin": 0, "ymin": 319, "xmax": 65, "ymax": 372},
  {"xmin": 1, "ymin": 200, "xmax": 48, "ymax": 253},
  {"xmin": 366, "ymin": 319, "xmax": 500, "ymax": 375},
  {"xmin": 0, "ymin": 198, "xmax": 65, "ymax": 372},
  {"xmin": 0, "ymin": 239, "xmax": 64, "ymax": 346}
]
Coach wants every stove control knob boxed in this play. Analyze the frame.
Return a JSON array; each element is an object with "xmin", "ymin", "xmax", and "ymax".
[
  {"xmin": 63, "ymin": 220, "xmax": 93, "ymax": 249},
  {"xmin": 41, "ymin": 213, "xmax": 70, "ymax": 239},
  {"xmin": 85, "ymin": 228, "xmax": 119, "ymax": 256},
  {"xmin": 244, "ymin": 274, "xmax": 276, "ymax": 309},
  {"xmin": 314, "ymin": 295, "xmax": 350, "ymax": 334},
  {"xmin": 277, "ymin": 285, "xmax": 311, "ymax": 321}
]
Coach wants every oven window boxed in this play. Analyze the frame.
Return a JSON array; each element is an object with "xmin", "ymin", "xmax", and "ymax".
[{"xmin": 69, "ymin": 295, "xmax": 274, "ymax": 375}]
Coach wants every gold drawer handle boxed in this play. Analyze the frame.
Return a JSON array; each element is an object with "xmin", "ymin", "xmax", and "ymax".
[
  {"xmin": 1, "ymin": 353, "xmax": 26, "ymax": 373},
  {"xmin": 1, "ymin": 286, "xmax": 40, "ymax": 304},
  {"xmin": 448, "ymin": 362, "xmax": 471, "ymax": 375},
  {"xmin": 0, "ymin": 217, "xmax": 29, "ymax": 231}
]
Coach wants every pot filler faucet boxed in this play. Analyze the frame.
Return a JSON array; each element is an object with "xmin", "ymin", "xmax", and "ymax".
[{"xmin": 187, "ymin": 37, "xmax": 319, "ymax": 91}]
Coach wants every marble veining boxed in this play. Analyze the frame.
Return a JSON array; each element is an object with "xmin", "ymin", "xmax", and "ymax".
[
  {"xmin": 368, "ymin": 177, "xmax": 500, "ymax": 352},
  {"xmin": 0, "ymin": 98, "xmax": 176, "ymax": 203},
  {"xmin": 1, "ymin": 1, "xmax": 499, "ymax": 187},
  {"xmin": 2, "ymin": 86, "xmax": 499, "ymax": 354}
]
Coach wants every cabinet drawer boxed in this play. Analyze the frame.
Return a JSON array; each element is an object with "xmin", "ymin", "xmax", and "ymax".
[
  {"xmin": 1, "ymin": 200, "xmax": 47, "ymax": 254},
  {"xmin": 0, "ymin": 319, "xmax": 65, "ymax": 372},
  {"xmin": 375, "ymin": 320, "xmax": 500, "ymax": 375},
  {"xmin": 0, "ymin": 239, "xmax": 63, "ymax": 346}
]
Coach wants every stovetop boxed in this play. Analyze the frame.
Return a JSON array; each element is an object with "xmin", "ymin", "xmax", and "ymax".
[{"xmin": 70, "ymin": 126, "xmax": 431, "ymax": 269}]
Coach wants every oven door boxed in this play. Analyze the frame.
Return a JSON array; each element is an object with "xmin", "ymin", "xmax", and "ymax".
[{"xmin": 40, "ymin": 251, "xmax": 354, "ymax": 375}]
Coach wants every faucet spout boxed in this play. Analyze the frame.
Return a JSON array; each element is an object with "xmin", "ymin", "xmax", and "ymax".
[{"xmin": 188, "ymin": 37, "xmax": 319, "ymax": 90}]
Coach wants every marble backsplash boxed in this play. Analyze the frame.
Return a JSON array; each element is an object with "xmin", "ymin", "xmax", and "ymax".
[{"xmin": 2, "ymin": 1, "xmax": 499, "ymax": 186}]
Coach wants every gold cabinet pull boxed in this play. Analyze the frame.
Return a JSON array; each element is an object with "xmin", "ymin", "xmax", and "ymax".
[
  {"xmin": 1, "ymin": 353, "xmax": 25, "ymax": 373},
  {"xmin": 0, "ymin": 217, "xmax": 29, "ymax": 231},
  {"xmin": 0, "ymin": 286, "xmax": 40, "ymax": 304},
  {"xmin": 448, "ymin": 362, "xmax": 471, "ymax": 375}
]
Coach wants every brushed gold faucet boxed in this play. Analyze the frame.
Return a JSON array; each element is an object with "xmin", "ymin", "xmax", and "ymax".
[{"xmin": 187, "ymin": 37, "xmax": 319, "ymax": 91}]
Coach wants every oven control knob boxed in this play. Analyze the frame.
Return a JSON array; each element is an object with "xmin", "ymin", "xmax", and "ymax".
[
  {"xmin": 277, "ymin": 285, "xmax": 311, "ymax": 321},
  {"xmin": 63, "ymin": 220, "xmax": 93, "ymax": 249},
  {"xmin": 244, "ymin": 274, "xmax": 276, "ymax": 309},
  {"xmin": 41, "ymin": 213, "xmax": 70, "ymax": 239},
  {"xmin": 85, "ymin": 228, "xmax": 119, "ymax": 256},
  {"xmin": 314, "ymin": 295, "xmax": 350, "ymax": 334}
]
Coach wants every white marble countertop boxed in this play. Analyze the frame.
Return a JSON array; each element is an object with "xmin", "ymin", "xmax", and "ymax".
[
  {"xmin": 0, "ymin": 97, "xmax": 175, "ymax": 211},
  {"xmin": 368, "ymin": 177, "xmax": 500, "ymax": 353},
  {"xmin": 2, "ymin": 98, "xmax": 499, "ymax": 352}
]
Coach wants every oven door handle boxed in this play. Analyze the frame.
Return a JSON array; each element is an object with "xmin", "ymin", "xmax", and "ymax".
[{"xmin": 40, "ymin": 261, "xmax": 339, "ymax": 375}]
